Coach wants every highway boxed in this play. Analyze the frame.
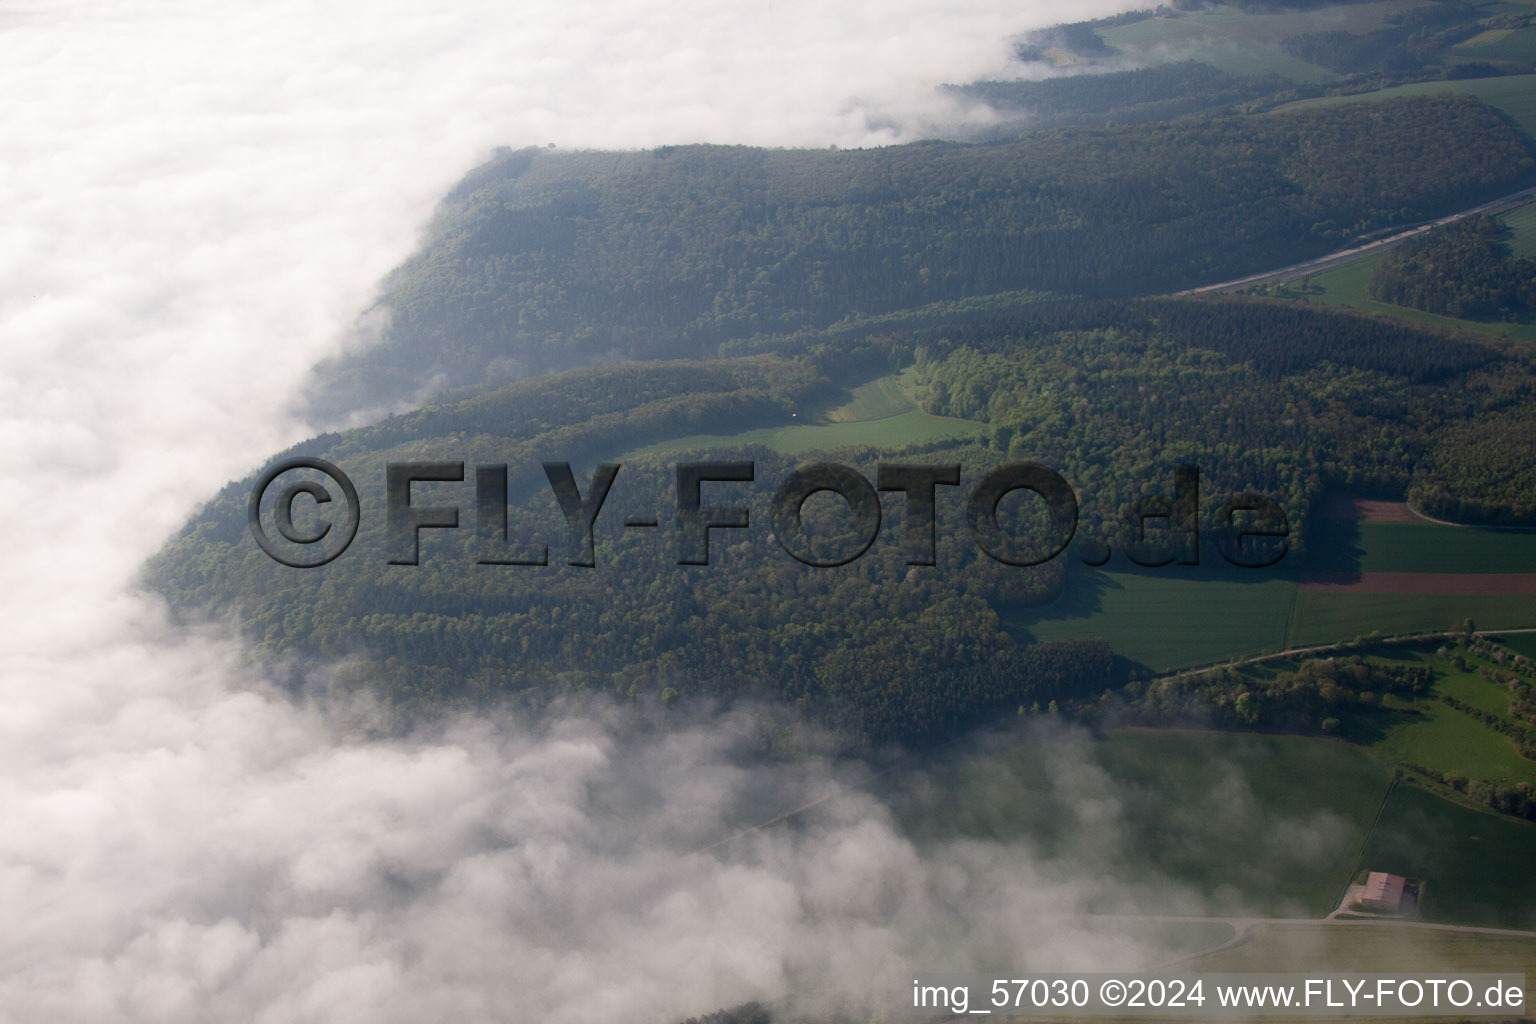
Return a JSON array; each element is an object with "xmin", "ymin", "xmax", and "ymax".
[{"xmin": 1181, "ymin": 185, "xmax": 1536, "ymax": 295}]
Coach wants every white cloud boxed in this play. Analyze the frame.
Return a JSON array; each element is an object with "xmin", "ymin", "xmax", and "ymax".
[{"xmin": 0, "ymin": 0, "xmax": 1206, "ymax": 1019}]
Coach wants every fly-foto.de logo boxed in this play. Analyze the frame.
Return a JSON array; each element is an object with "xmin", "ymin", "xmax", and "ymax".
[{"xmin": 248, "ymin": 458, "xmax": 1290, "ymax": 571}]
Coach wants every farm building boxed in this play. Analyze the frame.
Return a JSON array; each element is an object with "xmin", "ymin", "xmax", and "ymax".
[{"xmin": 1362, "ymin": 871, "xmax": 1407, "ymax": 913}]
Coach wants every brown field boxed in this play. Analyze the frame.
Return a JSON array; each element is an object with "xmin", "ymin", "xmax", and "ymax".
[
  {"xmin": 1317, "ymin": 494, "xmax": 1418, "ymax": 522},
  {"xmin": 1298, "ymin": 572, "xmax": 1536, "ymax": 594}
]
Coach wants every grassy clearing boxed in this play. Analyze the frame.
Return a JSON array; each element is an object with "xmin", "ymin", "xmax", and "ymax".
[
  {"xmin": 1438, "ymin": 656, "xmax": 1527, "ymax": 717},
  {"xmin": 1295, "ymin": 252, "xmax": 1536, "ymax": 342},
  {"xmin": 823, "ymin": 369, "xmax": 918, "ymax": 422},
  {"xmin": 618, "ymin": 407, "xmax": 981, "ymax": 458},
  {"xmin": 1275, "ymin": 73, "xmax": 1536, "ymax": 139},
  {"xmin": 1335, "ymin": 643, "xmax": 1536, "ymax": 785},
  {"xmin": 893, "ymin": 727, "xmax": 1390, "ymax": 918},
  {"xmin": 1370, "ymin": 701, "xmax": 1534, "ymax": 780},
  {"xmin": 616, "ymin": 369, "xmax": 982, "ymax": 458},
  {"xmin": 1505, "ymin": 198, "xmax": 1536, "ymax": 258},
  {"xmin": 1359, "ymin": 783, "xmax": 1536, "ymax": 928},
  {"xmin": 1002, "ymin": 569, "xmax": 1297, "ymax": 672}
]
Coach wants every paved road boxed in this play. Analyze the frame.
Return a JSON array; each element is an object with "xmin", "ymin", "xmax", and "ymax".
[{"xmin": 1181, "ymin": 186, "xmax": 1536, "ymax": 295}]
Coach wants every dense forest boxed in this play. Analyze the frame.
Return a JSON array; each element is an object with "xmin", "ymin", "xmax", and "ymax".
[
  {"xmin": 307, "ymin": 96, "xmax": 1533, "ymax": 414},
  {"xmin": 151, "ymin": 435, "xmax": 1112, "ymax": 745},
  {"xmin": 1013, "ymin": 20, "xmax": 1117, "ymax": 62},
  {"xmin": 153, "ymin": 349, "xmax": 1116, "ymax": 746},
  {"xmin": 906, "ymin": 296, "xmax": 1526, "ymax": 544},
  {"xmin": 1369, "ymin": 214, "xmax": 1536, "ymax": 320},
  {"xmin": 954, "ymin": 62, "xmax": 1295, "ymax": 129},
  {"xmin": 1410, "ymin": 409, "xmax": 1536, "ymax": 526},
  {"xmin": 153, "ymin": 296, "xmax": 1536, "ymax": 740}
]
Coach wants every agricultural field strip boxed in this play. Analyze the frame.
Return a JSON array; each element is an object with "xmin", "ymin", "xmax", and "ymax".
[{"xmin": 1297, "ymin": 573, "xmax": 1536, "ymax": 593}]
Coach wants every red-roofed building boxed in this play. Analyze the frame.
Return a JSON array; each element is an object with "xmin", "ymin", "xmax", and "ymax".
[{"xmin": 1362, "ymin": 871, "xmax": 1407, "ymax": 913}]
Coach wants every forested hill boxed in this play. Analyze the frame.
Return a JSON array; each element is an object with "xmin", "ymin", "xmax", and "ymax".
[
  {"xmin": 952, "ymin": 61, "xmax": 1296, "ymax": 130},
  {"xmin": 309, "ymin": 96, "xmax": 1534, "ymax": 413},
  {"xmin": 153, "ymin": 297, "xmax": 1536, "ymax": 742}
]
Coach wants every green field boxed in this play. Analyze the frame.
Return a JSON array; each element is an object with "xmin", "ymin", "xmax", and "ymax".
[
  {"xmin": 1289, "ymin": 592, "xmax": 1536, "ymax": 645},
  {"xmin": 1351, "ymin": 521, "xmax": 1536, "ymax": 572},
  {"xmin": 1004, "ymin": 569, "xmax": 1297, "ymax": 672},
  {"xmin": 1506, "ymin": 198, "xmax": 1536, "ymax": 258},
  {"xmin": 824, "ymin": 370, "xmax": 919, "ymax": 422},
  {"xmin": 1277, "ymin": 73, "xmax": 1536, "ymax": 139},
  {"xmin": 616, "ymin": 368, "xmax": 982, "ymax": 458},
  {"xmin": 1309, "ymin": 519, "xmax": 1536, "ymax": 574},
  {"xmin": 1360, "ymin": 783, "xmax": 1536, "ymax": 928},
  {"xmin": 1288, "ymin": 510, "xmax": 1536, "ymax": 642},
  {"xmin": 1295, "ymin": 253, "xmax": 1536, "ymax": 342},
  {"xmin": 999, "ymin": 505, "xmax": 1536, "ymax": 672},
  {"xmin": 1096, "ymin": 0, "xmax": 1436, "ymax": 83},
  {"xmin": 893, "ymin": 728, "xmax": 1391, "ymax": 918},
  {"xmin": 1333, "ymin": 649, "xmax": 1536, "ymax": 784}
]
